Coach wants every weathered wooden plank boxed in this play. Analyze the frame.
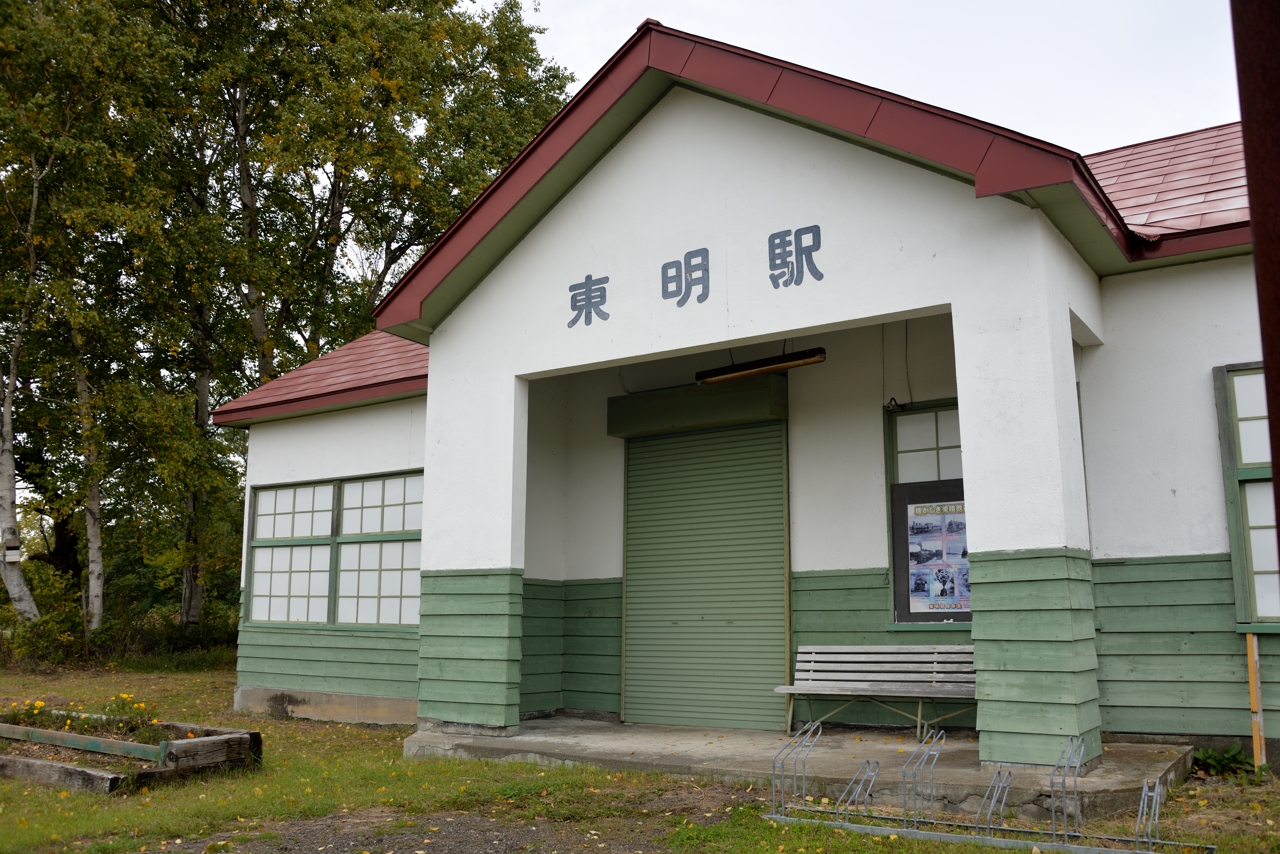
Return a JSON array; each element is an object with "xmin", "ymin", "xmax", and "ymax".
[
  {"xmin": 795, "ymin": 660, "xmax": 973, "ymax": 672},
  {"xmin": 0, "ymin": 755, "xmax": 123, "ymax": 793},
  {"xmin": 795, "ymin": 671, "xmax": 976, "ymax": 683},
  {"xmin": 789, "ymin": 588, "xmax": 891, "ymax": 610},
  {"xmin": 1091, "ymin": 578, "xmax": 1235, "ymax": 608},
  {"xmin": 563, "ymin": 599, "xmax": 622, "ymax": 619},
  {"xmin": 1094, "ymin": 631, "xmax": 1244, "ymax": 656},
  {"xmin": 237, "ymin": 672, "xmax": 417, "ymax": 699},
  {"xmin": 971, "ymin": 578, "xmax": 1096, "ymax": 611},
  {"xmin": 1092, "ymin": 560, "xmax": 1231, "ymax": 584},
  {"xmin": 163, "ymin": 734, "xmax": 253, "ymax": 770},
  {"xmin": 976, "ymin": 698, "xmax": 1101, "ymax": 735},
  {"xmin": 798, "ymin": 647, "xmax": 967, "ymax": 655},
  {"xmin": 778, "ymin": 682, "xmax": 976, "ymax": 698},
  {"xmin": 562, "ymin": 579, "xmax": 622, "ymax": 599},
  {"xmin": 1097, "ymin": 654, "xmax": 1248, "ymax": 683},
  {"xmin": 561, "ymin": 617, "xmax": 621, "ymax": 637},
  {"xmin": 562, "ymin": 637, "xmax": 621, "ymax": 656},
  {"xmin": 1098, "ymin": 679, "xmax": 1249, "ymax": 710},
  {"xmin": 1095, "ymin": 604, "xmax": 1235, "ymax": 633},
  {"xmin": 790, "ymin": 612, "xmax": 888, "ymax": 632},
  {"xmin": 0, "ymin": 722, "xmax": 163, "ymax": 762},
  {"xmin": 792, "ymin": 567, "xmax": 888, "ymax": 583},
  {"xmin": 561, "ymin": 690, "xmax": 620, "ymax": 713},
  {"xmin": 973, "ymin": 639, "xmax": 1097, "ymax": 672},
  {"xmin": 1100, "ymin": 704, "xmax": 1250, "ymax": 737},
  {"xmin": 562, "ymin": 654, "xmax": 621, "ymax": 675},
  {"xmin": 562, "ymin": 672, "xmax": 621, "ymax": 694}
]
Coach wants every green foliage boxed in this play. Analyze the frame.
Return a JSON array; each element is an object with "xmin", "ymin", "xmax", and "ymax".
[
  {"xmin": 0, "ymin": 0, "xmax": 568, "ymax": 659},
  {"xmin": 1193, "ymin": 742, "xmax": 1269, "ymax": 780}
]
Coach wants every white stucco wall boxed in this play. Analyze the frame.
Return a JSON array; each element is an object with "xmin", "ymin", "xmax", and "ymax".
[
  {"xmin": 246, "ymin": 397, "xmax": 427, "ymax": 487},
  {"xmin": 426, "ymin": 86, "xmax": 1098, "ymax": 571},
  {"xmin": 1080, "ymin": 255, "xmax": 1260, "ymax": 558}
]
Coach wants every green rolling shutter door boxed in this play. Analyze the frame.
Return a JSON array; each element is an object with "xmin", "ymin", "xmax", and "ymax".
[{"xmin": 623, "ymin": 421, "xmax": 788, "ymax": 730}]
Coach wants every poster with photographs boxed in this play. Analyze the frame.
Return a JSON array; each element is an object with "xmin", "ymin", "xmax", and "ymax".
[{"xmin": 906, "ymin": 501, "xmax": 969, "ymax": 614}]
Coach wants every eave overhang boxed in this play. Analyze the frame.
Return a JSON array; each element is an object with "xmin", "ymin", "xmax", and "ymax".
[
  {"xmin": 373, "ymin": 21, "xmax": 1253, "ymax": 343},
  {"xmin": 211, "ymin": 376, "xmax": 428, "ymax": 428}
]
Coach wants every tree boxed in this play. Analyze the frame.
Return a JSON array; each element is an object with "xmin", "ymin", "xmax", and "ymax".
[{"xmin": 0, "ymin": 0, "xmax": 570, "ymax": 646}]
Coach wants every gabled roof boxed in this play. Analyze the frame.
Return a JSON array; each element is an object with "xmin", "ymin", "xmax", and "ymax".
[
  {"xmin": 373, "ymin": 20, "xmax": 1252, "ymax": 342},
  {"xmin": 1086, "ymin": 122, "xmax": 1247, "ymax": 237},
  {"xmin": 212, "ymin": 331, "xmax": 428, "ymax": 427}
]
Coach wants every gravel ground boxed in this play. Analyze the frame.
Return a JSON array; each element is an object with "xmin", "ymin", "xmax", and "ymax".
[{"xmin": 141, "ymin": 779, "xmax": 758, "ymax": 854}]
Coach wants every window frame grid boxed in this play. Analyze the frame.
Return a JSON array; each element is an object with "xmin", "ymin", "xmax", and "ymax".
[
  {"xmin": 1214, "ymin": 363, "xmax": 1276, "ymax": 624},
  {"xmin": 244, "ymin": 468, "xmax": 424, "ymax": 629},
  {"xmin": 882, "ymin": 398, "xmax": 971, "ymax": 629}
]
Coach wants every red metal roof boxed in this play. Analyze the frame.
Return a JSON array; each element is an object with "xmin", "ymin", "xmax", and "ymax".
[
  {"xmin": 212, "ymin": 331, "xmax": 428, "ymax": 427},
  {"xmin": 1086, "ymin": 123, "xmax": 1247, "ymax": 237},
  {"xmin": 373, "ymin": 21, "xmax": 1252, "ymax": 335}
]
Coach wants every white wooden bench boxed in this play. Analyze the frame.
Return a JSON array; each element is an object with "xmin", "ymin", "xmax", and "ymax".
[{"xmin": 775, "ymin": 644, "xmax": 977, "ymax": 739}]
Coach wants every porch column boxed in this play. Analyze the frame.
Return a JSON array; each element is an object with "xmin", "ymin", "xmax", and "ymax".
[
  {"xmin": 952, "ymin": 278, "xmax": 1100, "ymax": 767},
  {"xmin": 414, "ymin": 363, "xmax": 529, "ymax": 735}
]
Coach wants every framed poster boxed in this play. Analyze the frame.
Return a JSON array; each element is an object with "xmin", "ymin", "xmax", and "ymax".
[{"xmin": 891, "ymin": 479, "xmax": 969, "ymax": 623}]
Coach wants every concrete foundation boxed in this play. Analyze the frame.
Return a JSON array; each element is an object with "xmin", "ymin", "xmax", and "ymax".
[
  {"xmin": 403, "ymin": 716, "xmax": 1192, "ymax": 820},
  {"xmin": 234, "ymin": 686, "xmax": 416, "ymax": 725}
]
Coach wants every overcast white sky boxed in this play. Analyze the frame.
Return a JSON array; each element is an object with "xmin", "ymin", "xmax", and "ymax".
[{"xmin": 519, "ymin": 0, "xmax": 1240, "ymax": 155}]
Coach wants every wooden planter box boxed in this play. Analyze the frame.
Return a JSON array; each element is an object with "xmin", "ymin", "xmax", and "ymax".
[{"xmin": 0, "ymin": 719, "xmax": 262, "ymax": 793}]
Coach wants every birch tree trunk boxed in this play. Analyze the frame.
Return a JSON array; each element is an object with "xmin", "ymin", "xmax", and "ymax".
[
  {"xmin": 0, "ymin": 155, "xmax": 53, "ymax": 623},
  {"xmin": 0, "ymin": 298, "xmax": 39, "ymax": 622},
  {"xmin": 179, "ymin": 364, "xmax": 210, "ymax": 628},
  {"xmin": 69, "ymin": 327, "xmax": 104, "ymax": 630}
]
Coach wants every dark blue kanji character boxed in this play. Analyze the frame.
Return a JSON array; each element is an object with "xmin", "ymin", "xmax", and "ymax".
[
  {"xmin": 793, "ymin": 225, "xmax": 823, "ymax": 285},
  {"xmin": 568, "ymin": 274, "xmax": 610, "ymax": 327},
  {"xmin": 768, "ymin": 230, "xmax": 794, "ymax": 288},
  {"xmin": 679, "ymin": 248, "xmax": 709, "ymax": 307}
]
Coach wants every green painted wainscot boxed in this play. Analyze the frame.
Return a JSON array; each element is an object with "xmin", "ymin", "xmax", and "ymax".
[
  {"xmin": 519, "ymin": 579, "xmax": 622, "ymax": 716},
  {"xmin": 1093, "ymin": 554, "xmax": 1280, "ymax": 737},
  {"xmin": 237, "ymin": 623, "xmax": 420, "ymax": 701}
]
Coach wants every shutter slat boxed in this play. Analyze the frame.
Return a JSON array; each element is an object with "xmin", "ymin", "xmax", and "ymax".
[{"xmin": 624, "ymin": 422, "xmax": 787, "ymax": 730}]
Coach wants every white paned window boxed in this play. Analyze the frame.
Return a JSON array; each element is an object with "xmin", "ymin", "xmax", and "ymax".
[
  {"xmin": 249, "ymin": 544, "xmax": 331, "ymax": 623},
  {"xmin": 337, "ymin": 540, "xmax": 421, "ymax": 626},
  {"xmin": 255, "ymin": 484, "xmax": 334, "ymax": 539},
  {"xmin": 1244, "ymin": 481, "xmax": 1280, "ymax": 618},
  {"xmin": 247, "ymin": 473, "xmax": 423, "ymax": 627},
  {"xmin": 895, "ymin": 407, "xmax": 962, "ymax": 484},
  {"xmin": 1232, "ymin": 371, "xmax": 1271, "ymax": 467},
  {"xmin": 341, "ymin": 474, "xmax": 424, "ymax": 535}
]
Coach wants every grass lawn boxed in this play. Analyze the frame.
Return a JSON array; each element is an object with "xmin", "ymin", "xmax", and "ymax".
[{"xmin": 0, "ymin": 668, "xmax": 1276, "ymax": 853}]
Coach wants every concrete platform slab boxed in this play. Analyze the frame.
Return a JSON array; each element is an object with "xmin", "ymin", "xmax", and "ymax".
[{"xmin": 404, "ymin": 717, "xmax": 1192, "ymax": 821}]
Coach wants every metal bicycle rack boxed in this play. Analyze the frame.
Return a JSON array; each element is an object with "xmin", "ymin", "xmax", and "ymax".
[
  {"xmin": 901, "ymin": 728, "xmax": 945, "ymax": 828},
  {"xmin": 770, "ymin": 720, "xmax": 821, "ymax": 816},
  {"xmin": 976, "ymin": 766, "xmax": 1012, "ymax": 837},
  {"xmin": 1135, "ymin": 778, "xmax": 1163, "ymax": 852},
  {"xmin": 1050, "ymin": 734, "xmax": 1086, "ymax": 841},
  {"xmin": 765, "ymin": 727, "xmax": 1210, "ymax": 853},
  {"xmin": 834, "ymin": 759, "xmax": 878, "ymax": 821}
]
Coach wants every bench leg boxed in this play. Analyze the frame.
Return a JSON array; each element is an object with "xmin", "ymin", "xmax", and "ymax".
[
  {"xmin": 785, "ymin": 694, "xmax": 794, "ymax": 735},
  {"xmin": 916, "ymin": 699, "xmax": 924, "ymax": 741}
]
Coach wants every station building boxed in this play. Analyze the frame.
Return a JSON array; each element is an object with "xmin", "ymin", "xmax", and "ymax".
[{"xmin": 213, "ymin": 22, "xmax": 1272, "ymax": 767}]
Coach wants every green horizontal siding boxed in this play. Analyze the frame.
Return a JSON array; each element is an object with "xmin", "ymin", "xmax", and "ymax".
[
  {"xmin": 237, "ymin": 624, "xmax": 419, "ymax": 699},
  {"xmin": 564, "ymin": 578, "xmax": 622, "ymax": 713},
  {"xmin": 418, "ymin": 568, "xmax": 522, "ymax": 729},
  {"xmin": 790, "ymin": 568, "xmax": 977, "ymax": 728},
  {"xmin": 970, "ymin": 550, "xmax": 1102, "ymax": 766},
  {"xmin": 1093, "ymin": 555, "xmax": 1280, "ymax": 738},
  {"xmin": 521, "ymin": 579, "xmax": 564, "ymax": 714}
]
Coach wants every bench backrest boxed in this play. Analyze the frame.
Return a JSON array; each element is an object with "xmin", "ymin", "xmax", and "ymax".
[{"xmin": 793, "ymin": 644, "xmax": 975, "ymax": 690}]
